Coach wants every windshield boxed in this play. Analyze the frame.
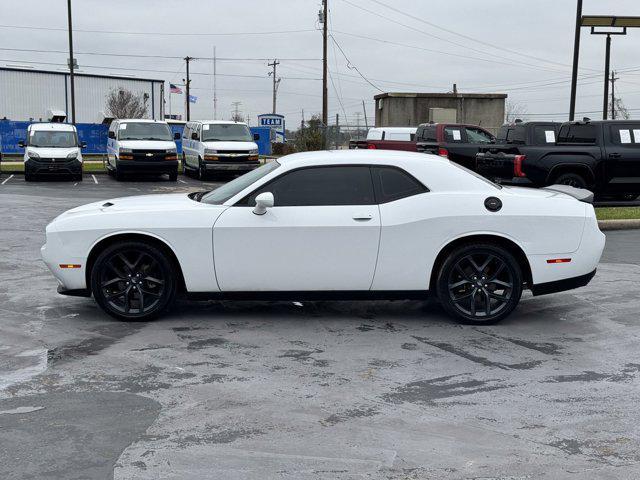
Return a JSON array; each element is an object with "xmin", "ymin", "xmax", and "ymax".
[
  {"xmin": 29, "ymin": 130, "xmax": 77, "ymax": 148},
  {"xmin": 202, "ymin": 124, "xmax": 252, "ymax": 142},
  {"xmin": 118, "ymin": 122, "xmax": 173, "ymax": 141},
  {"xmin": 201, "ymin": 161, "xmax": 280, "ymax": 204}
]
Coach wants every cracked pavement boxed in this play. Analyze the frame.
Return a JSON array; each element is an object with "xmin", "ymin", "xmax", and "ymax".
[{"xmin": 1, "ymin": 178, "xmax": 640, "ymax": 479}]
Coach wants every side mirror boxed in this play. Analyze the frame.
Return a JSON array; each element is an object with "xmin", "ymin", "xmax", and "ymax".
[
  {"xmin": 108, "ymin": 131, "xmax": 116, "ymax": 139},
  {"xmin": 191, "ymin": 132, "xmax": 198, "ymax": 140},
  {"xmin": 253, "ymin": 192, "xmax": 274, "ymax": 216},
  {"xmin": 253, "ymin": 133, "xmax": 260, "ymax": 141},
  {"xmin": 18, "ymin": 140, "xmax": 25, "ymax": 148},
  {"xmin": 80, "ymin": 142, "xmax": 87, "ymax": 149},
  {"xmin": 174, "ymin": 132, "xmax": 181, "ymax": 140}
]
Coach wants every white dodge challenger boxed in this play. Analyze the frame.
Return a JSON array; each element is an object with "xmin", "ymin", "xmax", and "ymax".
[{"xmin": 42, "ymin": 150, "xmax": 605, "ymax": 324}]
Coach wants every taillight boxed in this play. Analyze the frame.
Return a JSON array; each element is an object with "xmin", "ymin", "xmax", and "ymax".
[
  {"xmin": 438, "ymin": 147, "xmax": 448, "ymax": 158},
  {"xmin": 367, "ymin": 144, "xmax": 377, "ymax": 149},
  {"xmin": 514, "ymin": 155, "xmax": 526, "ymax": 177}
]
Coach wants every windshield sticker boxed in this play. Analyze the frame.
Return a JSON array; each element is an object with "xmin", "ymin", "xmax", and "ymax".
[
  {"xmin": 633, "ymin": 130, "xmax": 640, "ymax": 143},
  {"xmin": 452, "ymin": 130, "xmax": 461, "ymax": 141},
  {"xmin": 203, "ymin": 124, "xmax": 210, "ymax": 130},
  {"xmin": 619, "ymin": 129, "xmax": 632, "ymax": 144},
  {"xmin": 119, "ymin": 124, "xmax": 127, "ymax": 130},
  {"xmin": 545, "ymin": 130, "xmax": 555, "ymax": 143}
]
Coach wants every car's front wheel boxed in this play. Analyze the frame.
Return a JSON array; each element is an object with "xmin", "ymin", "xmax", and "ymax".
[
  {"xmin": 91, "ymin": 241, "xmax": 177, "ymax": 321},
  {"xmin": 436, "ymin": 243, "xmax": 523, "ymax": 324}
]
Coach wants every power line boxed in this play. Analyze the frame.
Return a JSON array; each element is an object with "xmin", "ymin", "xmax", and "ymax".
[
  {"xmin": 328, "ymin": 35, "xmax": 383, "ymax": 92},
  {"xmin": 0, "ymin": 24, "xmax": 318, "ymax": 37}
]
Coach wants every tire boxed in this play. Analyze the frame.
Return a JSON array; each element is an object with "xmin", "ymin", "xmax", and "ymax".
[
  {"xmin": 552, "ymin": 172, "xmax": 587, "ymax": 189},
  {"xmin": 197, "ymin": 158, "xmax": 206, "ymax": 181},
  {"xmin": 436, "ymin": 243, "xmax": 523, "ymax": 325},
  {"xmin": 75, "ymin": 174, "xmax": 83, "ymax": 182},
  {"xmin": 168, "ymin": 170, "xmax": 178, "ymax": 182},
  {"xmin": 115, "ymin": 162, "xmax": 124, "ymax": 181},
  {"xmin": 25, "ymin": 173, "xmax": 34, "ymax": 182},
  {"xmin": 91, "ymin": 241, "xmax": 177, "ymax": 321}
]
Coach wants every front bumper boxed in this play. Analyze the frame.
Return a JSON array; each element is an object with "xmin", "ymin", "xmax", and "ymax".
[
  {"xmin": 203, "ymin": 160, "xmax": 260, "ymax": 172},
  {"xmin": 117, "ymin": 159, "xmax": 178, "ymax": 174},
  {"xmin": 26, "ymin": 158, "xmax": 82, "ymax": 176}
]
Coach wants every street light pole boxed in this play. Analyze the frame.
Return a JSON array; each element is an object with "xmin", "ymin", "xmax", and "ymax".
[
  {"xmin": 184, "ymin": 56, "xmax": 192, "ymax": 121},
  {"xmin": 66, "ymin": 0, "xmax": 76, "ymax": 124},
  {"xmin": 602, "ymin": 34, "xmax": 611, "ymax": 120},
  {"xmin": 322, "ymin": 0, "xmax": 328, "ymax": 146},
  {"xmin": 569, "ymin": 0, "xmax": 583, "ymax": 121}
]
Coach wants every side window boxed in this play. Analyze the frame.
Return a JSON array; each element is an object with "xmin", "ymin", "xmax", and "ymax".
[
  {"xmin": 506, "ymin": 126, "xmax": 525, "ymax": 144},
  {"xmin": 241, "ymin": 166, "xmax": 375, "ymax": 206},
  {"xmin": 558, "ymin": 125, "xmax": 597, "ymax": 144},
  {"xmin": 443, "ymin": 127, "xmax": 463, "ymax": 143},
  {"xmin": 610, "ymin": 125, "xmax": 640, "ymax": 146},
  {"xmin": 532, "ymin": 126, "xmax": 557, "ymax": 145},
  {"xmin": 372, "ymin": 166, "xmax": 427, "ymax": 203},
  {"xmin": 182, "ymin": 124, "xmax": 190, "ymax": 139},
  {"xmin": 465, "ymin": 127, "xmax": 494, "ymax": 144}
]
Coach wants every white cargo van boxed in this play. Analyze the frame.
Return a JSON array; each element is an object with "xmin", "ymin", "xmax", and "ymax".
[
  {"xmin": 181, "ymin": 120, "xmax": 259, "ymax": 179},
  {"xmin": 19, "ymin": 123, "xmax": 85, "ymax": 181},
  {"xmin": 106, "ymin": 119, "xmax": 179, "ymax": 181}
]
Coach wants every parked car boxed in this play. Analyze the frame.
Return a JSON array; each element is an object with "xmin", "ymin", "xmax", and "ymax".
[
  {"xmin": 106, "ymin": 119, "xmax": 179, "ymax": 181},
  {"xmin": 41, "ymin": 150, "xmax": 604, "ymax": 325},
  {"xmin": 362, "ymin": 127, "xmax": 417, "ymax": 151},
  {"xmin": 416, "ymin": 123, "xmax": 496, "ymax": 170},
  {"xmin": 19, "ymin": 123, "xmax": 85, "ymax": 181},
  {"xmin": 476, "ymin": 119, "xmax": 640, "ymax": 199},
  {"xmin": 181, "ymin": 120, "xmax": 260, "ymax": 179}
]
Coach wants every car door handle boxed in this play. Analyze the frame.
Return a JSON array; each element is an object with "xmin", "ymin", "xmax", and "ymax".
[
  {"xmin": 352, "ymin": 213, "xmax": 373, "ymax": 221},
  {"xmin": 609, "ymin": 153, "xmax": 622, "ymax": 159}
]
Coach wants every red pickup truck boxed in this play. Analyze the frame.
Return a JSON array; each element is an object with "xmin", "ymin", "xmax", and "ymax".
[{"xmin": 349, "ymin": 127, "xmax": 417, "ymax": 151}]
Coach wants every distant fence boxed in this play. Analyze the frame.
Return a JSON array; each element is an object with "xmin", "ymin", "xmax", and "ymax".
[{"xmin": 0, "ymin": 121, "xmax": 273, "ymax": 156}]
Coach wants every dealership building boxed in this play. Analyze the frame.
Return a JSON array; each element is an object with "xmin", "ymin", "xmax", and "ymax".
[{"xmin": 0, "ymin": 67, "xmax": 165, "ymax": 123}]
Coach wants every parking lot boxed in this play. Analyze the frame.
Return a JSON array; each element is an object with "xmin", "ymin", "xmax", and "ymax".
[{"xmin": 1, "ymin": 177, "xmax": 640, "ymax": 479}]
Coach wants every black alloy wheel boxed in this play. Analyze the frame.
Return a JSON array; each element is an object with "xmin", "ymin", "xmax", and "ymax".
[
  {"xmin": 437, "ymin": 244, "xmax": 523, "ymax": 324},
  {"xmin": 91, "ymin": 241, "xmax": 176, "ymax": 321},
  {"xmin": 553, "ymin": 173, "xmax": 587, "ymax": 189}
]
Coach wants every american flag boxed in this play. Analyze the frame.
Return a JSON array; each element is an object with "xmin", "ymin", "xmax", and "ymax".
[{"xmin": 170, "ymin": 83, "xmax": 182, "ymax": 94}]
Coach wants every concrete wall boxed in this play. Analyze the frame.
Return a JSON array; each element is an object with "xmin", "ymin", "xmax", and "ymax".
[{"xmin": 375, "ymin": 93, "xmax": 507, "ymax": 135}]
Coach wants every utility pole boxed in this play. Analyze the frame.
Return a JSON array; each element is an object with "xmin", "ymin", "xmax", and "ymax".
[
  {"xmin": 354, "ymin": 111, "xmax": 361, "ymax": 139},
  {"xmin": 66, "ymin": 0, "xmax": 76, "ymax": 124},
  {"xmin": 335, "ymin": 113, "xmax": 339, "ymax": 150},
  {"xmin": 268, "ymin": 59, "xmax": 281, "ymax": 114},
  {"xmin": 603, "ymin": 34, "xmax": 611, "ymax": 120},
  {"xmin": 184, "ymin": 56, "xmax": 193, "ymax": 121},
  {"xmin": 231, "ymin": 101, "xmax": 242, "ymax": 121},
  {"xmin": 321, "ymin": 0, "xmax": 328, "ymax": 146},
  {"xmin": 213, "ymin": 46, "xmax": 217, "ymax": 120},
  {"xmin": 569, "ymin": 0, "xmax": 583, "ymax": 121},
  {"xmin": 362, "ymin": 100, "xmax": 369, "ymax": 130},
  {"xmin": 611, "ymin": 71, "xmax": 618, "ymax": 120}
]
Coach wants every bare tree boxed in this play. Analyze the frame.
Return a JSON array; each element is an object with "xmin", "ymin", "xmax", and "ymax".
[
  {"xmin": 614, "ymin": 98, "xmax": 631, "ymax": 120},
  {"xmin": 106, "ymin": 88, "xmax": 148, "ymax": 118},
  {"xmin": 505, "ymin": 100, "xmax": 528, "ymax": 123}
]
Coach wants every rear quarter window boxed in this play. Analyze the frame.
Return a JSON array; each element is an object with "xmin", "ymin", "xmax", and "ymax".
[
  {"xmin": 558, "ymin": 125, "xmax": 597, "ymax": 144},
  {"xmin": 372, "ymin": 166, "xmax": 428, "ymax": 203},
  {"xmin": 532, "ymin": 126, "xmax": 557, "ymax": 145},
  {"xmin": 610, "ymin": 125, "xmax": 640, "ymax": 145}
]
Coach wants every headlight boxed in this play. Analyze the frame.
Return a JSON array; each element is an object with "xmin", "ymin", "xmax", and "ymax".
[
  {"xmin": 67, "ymin": 151, "xmax": 78, "ymax": 159},
  {"xmin": 205, "ymin": 149, "xmax": 217, "ymax": 155},
  {"xmin": 28, "ymin": 150, "xmax": 40, "ymax": 159},
  {"xmin": 249, "ymin": 148, "xmax": 259, "ymax": 154},
  {"xmin": 166, "ymin": 148, "xmax": 177, "ymax": 154},
  {"xmin": 119, "ymin": 148, "xmax": 132, "ymax": 154}
]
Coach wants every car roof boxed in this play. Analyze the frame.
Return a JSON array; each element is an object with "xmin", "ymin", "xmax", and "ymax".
[
  {"xmin": 116, "ymin": 119, "xmax": 167, "ymax": 124},
  {"xmin": 368, "ymin": 127, "xmax": 417, "ymax": 133},
  {"xmin": 29, "ymin": 122, "xmax": 76, "ymax": 131},
  {"xmin": 276, "ymin": 149, "xmax": 448, "ymax": 169},
  {"xmin": 193, "ymin": 120, "xmax": 248, "ymax": 125}
]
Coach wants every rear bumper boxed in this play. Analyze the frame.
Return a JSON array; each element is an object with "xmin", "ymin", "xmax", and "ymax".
[
  {"xmin": 26, "ymin": 158, "xmax": 82, "ymax": 176},
  {"xmin": 531, "ymin": 269, "xmax": 596, "ymax": 296},
  {"xmin": 117, "ymin": 159, "xmax": 178, "ymax": 173},
  {"xmin": 203, "ymin": 161, "xmax": 260, "ymax": 172}
]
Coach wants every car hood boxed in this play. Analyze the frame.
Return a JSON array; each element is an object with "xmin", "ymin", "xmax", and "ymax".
[
  {"xmin": 28, "ymin": 147, "xmax": 79, "ymax": 158},
  {"xmin": 203, "ymin": 141, "xmax": 257, "ymax": 151},
  {"xmin": 117, "ymin": 140, "xmax": 176, "ymax": 150}
]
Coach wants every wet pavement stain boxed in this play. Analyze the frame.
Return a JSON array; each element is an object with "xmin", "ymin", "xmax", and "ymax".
[
  {"xmin": 478, "ymin": 331, "xmax": 564, "ymax": 355},
  {"xmin": 546, "ymin": 364, "xmax": 640, "ymax": 384},
  {"xmin": 177, "ymin": 426, "xmax": 264, "ymax": 446},
  {"xmin": 320, "ymin": 406, "xmax": 379, "ymax": 426},
  {"xmin": 383, "ymin": 374, "xmax": 509, "ymax": 406}
]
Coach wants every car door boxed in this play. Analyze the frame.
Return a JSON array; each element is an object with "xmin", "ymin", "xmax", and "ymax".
[
  {"xmin": 604, "ymin": 123, "xmax": 640, "ymax": 194},
  {"xmin": 213, "ymin": 165, "xmax": 381, "ymax": 291}
]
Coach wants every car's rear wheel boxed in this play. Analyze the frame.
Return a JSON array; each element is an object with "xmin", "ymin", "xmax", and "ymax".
[
  {"xmin": 553, "ymin": 172, "xmax": 587, "ymax": 189},
  {"xmin": 168, "ymin": 170, "xmax": 178, "ymax": 182},
  {"xmin": 91, "ymin": 241, "xmax": 177, "ymax": 321},
  {"xmin": 436, "ymin": 243, "xmax": 523, "ymax": 324}
]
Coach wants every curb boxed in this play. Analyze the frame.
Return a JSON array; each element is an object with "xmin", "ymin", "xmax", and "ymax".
[{"xmin": 598, "ymin": 219, "xmax": 640, "ymax": 231}]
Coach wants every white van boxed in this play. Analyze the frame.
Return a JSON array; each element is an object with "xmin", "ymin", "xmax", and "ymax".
[
  {"xmin": 366, "ymin": 127, "xmax": 417, "ymax": 141},
  {"xmin": 19, "ymin": 123, "xmax": 85, "ymax": 182},
  {"xmin": 106, "ymin": 119, "xmax": 179, "ymax": 181},
  {"xmin": 181, "ymin": 120, "xmax": 259, "ymax": 179}
]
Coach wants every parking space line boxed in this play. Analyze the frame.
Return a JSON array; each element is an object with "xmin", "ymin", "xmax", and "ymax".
[
  {"xmin": 178, "ymin": 179, "xmax": 187, "ymax": 184},
  {"xmin": 1, "ymin": 175, "xmax": 14, "ymax": 185},
  {"xmin": 91, "ymin": 175, "xmax": 98, "ymax": 184}
]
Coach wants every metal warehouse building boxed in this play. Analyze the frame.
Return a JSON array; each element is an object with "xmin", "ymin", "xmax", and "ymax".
[
  {"xmin": 0, "ymin": 67, "xmax": 165, "ymax": 123},
  {"xmin": 375, "ymin": 92, "xmax": 507, "ymax": 135}
]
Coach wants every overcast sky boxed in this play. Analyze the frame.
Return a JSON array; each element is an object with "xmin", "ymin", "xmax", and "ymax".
[{"xmin": 2, "ymin": 0, "xmax": 640, "ymax": 127}]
